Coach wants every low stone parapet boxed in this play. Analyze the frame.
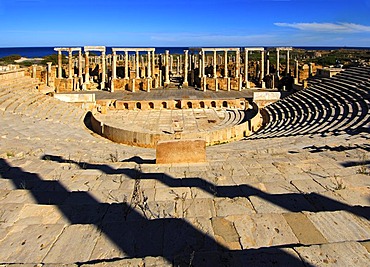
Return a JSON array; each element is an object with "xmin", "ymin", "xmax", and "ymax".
[
  {"xmin": 54, "ymin": 93, "xmax": 96, "ymax": 102},
  {"xmin": 156, "ymin": 139, "xmax": 206, "ymax": 164},
  {"xmin": 0, "ymin": 68, "xmax": 25, "ymax": 80},
  {"xmin": 253, "ymin": 91, "xmax": 281, "ymax": 108},
  {"xmin": 54, "ymin": 93, "xmax": 96, "ymax": 111}
]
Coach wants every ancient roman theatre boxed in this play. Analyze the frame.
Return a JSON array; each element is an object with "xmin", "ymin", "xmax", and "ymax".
[{"xmin": 0, "ymin": 45, "xmax": 369, "ymax": 266}]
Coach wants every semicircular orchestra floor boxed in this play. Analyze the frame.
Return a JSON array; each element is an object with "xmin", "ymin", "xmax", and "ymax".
[{"xmin": 94, "ymin": 108, "xmax": 251, "ymax": 134}]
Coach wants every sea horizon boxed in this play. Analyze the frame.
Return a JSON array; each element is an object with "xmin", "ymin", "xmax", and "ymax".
[{"xmin": 1, "ymin": 46, "xmax": 370, "ymax": 58}]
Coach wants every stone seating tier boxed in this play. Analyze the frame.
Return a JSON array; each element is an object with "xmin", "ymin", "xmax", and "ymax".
[
  {"xmin": 0, "ymin": 75, "xmax": 87, "ymax": 126},
  {"xmin": 251, "ymin": 66, "xmax": 370, "ymax": 139},
  {"xmin": 0, "ymin": 66, "xmax": 369, "ymax": 265}
]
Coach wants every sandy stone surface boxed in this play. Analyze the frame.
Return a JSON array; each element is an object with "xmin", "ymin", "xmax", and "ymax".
[{"xmin": 0, "ymin": 74, "xmax": 369, "ymax": 266}]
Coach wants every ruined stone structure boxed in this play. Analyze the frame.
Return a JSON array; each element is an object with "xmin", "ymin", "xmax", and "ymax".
[
  {"xmin": 51, "ymin": 46, "xmax": 294, "ymax": 93},
  {"xmin": 111, "ymin": 48, "xmax": 157, "ymax": 92},
  {"xmin": 1, "ymin": 56, "xmax": 369, "ymax": 266}
]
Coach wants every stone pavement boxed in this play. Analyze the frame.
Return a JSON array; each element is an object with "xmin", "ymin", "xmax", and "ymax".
[{"xmin": 0, "ymin": 76, "xmax": 369, "ymax": 266}]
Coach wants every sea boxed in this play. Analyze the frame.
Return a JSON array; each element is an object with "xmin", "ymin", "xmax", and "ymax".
[{"xmin": 0, "ymin": 46, "xmax": 369, "ymax": 58}]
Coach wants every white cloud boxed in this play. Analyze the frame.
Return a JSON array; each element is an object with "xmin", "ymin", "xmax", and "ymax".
[{"xmin": 274, "ymin": 22, "xmax": 370, "ymax": 33}]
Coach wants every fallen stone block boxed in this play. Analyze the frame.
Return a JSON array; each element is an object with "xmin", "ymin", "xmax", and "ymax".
[{"xmin": 156, "ymin": 139, "xmax": 206, "ymax": 164}]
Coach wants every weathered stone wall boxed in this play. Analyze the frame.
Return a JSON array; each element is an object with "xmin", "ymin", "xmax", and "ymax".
[
  {"xmin": 109, "ymin": 98, "xmax": 246, "ymax": 111},
  {"xmin": 54, "ymin": 78, "xmax": 73, "ymax": 93},
  {"xmin": 112, "ymin": 78, "xmax": 130, "ymax": 91},
  {"xmin": 0, "ymin": 68, "xmax": 25, "ymax": 80}
]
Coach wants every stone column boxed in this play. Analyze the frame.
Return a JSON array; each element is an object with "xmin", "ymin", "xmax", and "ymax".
[
  {"xmin": 224, "ymin": 50, "xmax": 228, "ymax": 78},
  {"xmin": 170, "ymin": 55, "xmax": 173, "ymax": 74},
  {"xmin": 124, "ymin": 51, "xmax": 129, "ymax": 79},
  {"xmin": 260, "ymin": 50, "xmax": 264, "ymax": 83},
  {"xmin": 199, "ymin": 52, "xmax": 203, "ymax": 78},
  {"xmin": 46, "ymin": 62, "xmax": 52, "ymax": 87},
  {"xmin": 244, "ymin": 49, "xmax": 248, "ymax": 83},
  {"xmin": 201, "ymin": 51, "xmax": 205, "ymax": 77},
  {"xmin": 276, "ymin": 49, "xmax": 280, "ymax": 77},
  {"xmin": 32, "ymin": 64, "xmax": 37, "ymax": 79},
  {"xmin": 111, "ymin": 51, "xmax": 116, "ymax": 92},
  {"xmin": 286, "ymin": 50, "xmax": 290, "ymax": 75},
  {"xmin": 68, "ymin": 50, "xmax": 73, "ymax": 78},
  {"xmin": 85, "ymin": 51, "xmax": 90, "ymax": 84},
  {"xmin": 135, "ymin": 51, "xmax": 140, "ymax": 79},
  {"xmin": 266, "ymin": 51, "xmax": 270, "ymax": 75},
  {"xmin": 179, "ymin": 55, "xmax": 183, "ymax": 74},
  {"xmin": 176, "ymin": 57, "xmax": 180, "ymax": 74},
  {"xmin": 147, "ymin": 51, "xmax": 151, "ymax": 78},
  {"xmin": 78, "ymin": 50, "xmax": 83, "ymax": 85},
  {"xmin": 101, "ymin": 51, "xmax": 106, "ymax": 89},
  {"xmin": 183, "ymin": 50, "xmax": 189, "ymax": 87},
  {"xmin": 294, "ymin": 59, "xmax": 299, "ymax": 84},
  {"xmin": 191, "ymin": 53, "xmax": 195, "ymax": 70},
  {"xmin": 112, "ymin": 51, "xmax": 117, "ymax": 79},
  {"xmin": 235, "ymin": 49, "xmax": 240, "ymax": 78},
  {"xmin": 213, "ymin": 50, "xmax": 217, "ymax": 78},
  {"xmin": 57, "ymin": 50, "xmax": 62, "ymax": 78},
  {"xmin": 294, "ymin": 59, "xmax": 299, "ymax": 79},
  {"xmin": 141, "ymin": 55, "xmax": 145, "ymax": 78},
  {"xmin": 165, "ymin": 50, "xmax": 170, "ymax": 84},
  {"xmin": 151, "ymin": 51, "xmax": 155, "ymax": 79}
]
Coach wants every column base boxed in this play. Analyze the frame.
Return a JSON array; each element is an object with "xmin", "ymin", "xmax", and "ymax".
[
  {"xmin": 131, "ymin": 79, "xmax": 136, "ymax": 92},
  {"xmin": 238, "ymin": 77, "xmax": 243, "ymax": 91},
  {"xmin": 202, "ymin": 76, "xmax": 207, "ymax": 92},
  {"xmin": 164, "ymin": 82, "xmax": 170, "ymax": 88},
  {"xmin": 227, "ymin": 78, "xmax": 231, "ymax": 91},
  {"xmin": 111, "ymin": 78, "xmax": 116, "ymax": 92},
  {"xmin": 146, "ymin": 78, "xmax": 152, "ymax": 92},
  {"xmin": 261, "ymin": 81, "xmax": 266, "ymax": 89},
  {"xmin": 182, "ymin": 81, "xmax": 188, "ymax": 88},
  {"xmin": 214, "ymin": 78, "xmax": 218, "ymax": 92}
]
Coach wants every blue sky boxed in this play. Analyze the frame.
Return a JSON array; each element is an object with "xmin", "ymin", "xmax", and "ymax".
[{"xmin": 0, "ymin": 0, "xmax": 370, "ymax": 47}]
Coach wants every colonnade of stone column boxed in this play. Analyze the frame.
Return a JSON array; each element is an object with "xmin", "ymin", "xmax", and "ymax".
[
  {"xmin": 52, "ymin": 46, "xmax": 294, "ymax": 92},
  {"xmin": 275, "ymin": 47, "xmax": 292, "ymax": 77},
  {"xmin": 111, "ymin": 48, "xmax": 156, "ymax": 92},
  {"xmin": 84, "ymin": 46, "xmax": 106, "ymax": 90},
  {"xmin": 54, "ymin": 47, "xmax": 83, "ymax": 91},
  {"xmin": 242, "ymin": 48, "xmax": 265, "ymax": 89}
]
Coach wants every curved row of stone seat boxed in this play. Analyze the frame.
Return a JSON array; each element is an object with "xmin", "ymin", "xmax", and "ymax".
[
  {"xmin": 284, "ymin": 69, "xmax": 367, "ymax": 135},
  {"xmin": 268, "ymin": 84, "xmax": 367, "ymax": 137},
  {"xmin": 214, "ymin": 109, "xmax": 247, "ymax": 129},
  {"xmin": 251, "ymin": 66, "xmax": 370, "ymax": 139},
  {"xmin": 311, "ymin": 83, "xmax": 369, "ymax": 133},
  {"xmin": 0, "ymin": 76, "xmax": 86, "ymax": 126}
]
